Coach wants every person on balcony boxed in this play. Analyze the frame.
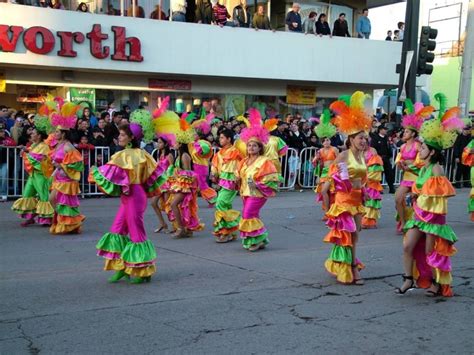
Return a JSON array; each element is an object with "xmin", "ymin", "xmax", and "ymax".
[
  {"xmin": 302, "ymin": 11, "xmax": 317, "ymax": 35},
  {"xmin": 127, "ymin": 1, "xmax": 145, "ymax": 18},
  {"xmin": 253, "ymin": 5, "xmax": 272, "ymax": 31},
  {"xmin": 285, "ymin": 2, "xmax": 302, "ymax": 33},
  {"xmin": 150, "ymin": 4, "xmax": 167, "ymax": 20},
  {"xmin": 233, "ymin": 0, "xmax": 250, "ymax": 28},
  {"xmin": 213, "ymin": 0, "xmax": 234, "ymax": 27},
  {"xmin": 76, "ymin": 2, "xmax": 89, "ymax": 12},
  {"xmin": 332, "ymin": 13, "xmax": 351, "ymax": 37},
  {"xmin": 316, "ymin": 13, "xmax": 331, "ymax": 37},
  {"xmin": 196, "ymin": 0, "xmax": 214, "ymax": 24},
  {"xmin": 170, "ymin": 0, "xmax": 186, "ymax": 22},
  {"xmin": 356, "ymin": 8, "xmax": 371, "ymax": 39}
]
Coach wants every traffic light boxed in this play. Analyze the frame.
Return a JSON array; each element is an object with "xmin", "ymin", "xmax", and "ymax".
[{"xmin": 417, "ymin": 26, "xmax": 437, "ymax": 75}]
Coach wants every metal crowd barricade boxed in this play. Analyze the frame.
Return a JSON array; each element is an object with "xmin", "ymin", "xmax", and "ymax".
[
  {"xmin": 279, "ymin": 148, "xmax": 298, "ymax": 190},
  {"xmin": 79, "ymin": 146, "xmax": 111, "ymax": 197},
  {"xmin": 1, "ymin": 146, "xmax": 27, "ymax": 199},
  {"xmin": 298, "ymin": 147, "xmax": 318, "ymax": 188}
]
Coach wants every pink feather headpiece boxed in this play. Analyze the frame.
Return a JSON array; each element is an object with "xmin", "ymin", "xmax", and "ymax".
[
  {"xmin": 402, "ymin": 99, "xmax": 434, "ymax": 132},
  {"xmin": 191, "ymin": 112, "xmax": 215, "ymax": 135},
  {"xmin": 152, "ymin": 96, "xmax": 170, "ymax": 119},
  {"xmin": 49, "ymin": 97, "xmax": 80, "ymax": 130},
  {"xmin": 240, "ymin": 108, "xmax": 270, "ymax": 144}
]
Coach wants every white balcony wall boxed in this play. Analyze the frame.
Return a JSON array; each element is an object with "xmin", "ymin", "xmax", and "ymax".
[{"xmin": 1, "ymin": 3, "xmax": 402, "ymax": 86}]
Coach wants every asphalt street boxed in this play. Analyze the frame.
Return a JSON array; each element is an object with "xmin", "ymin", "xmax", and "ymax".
[{"xmin": 0, "ymin": 189, "xmax": 473, "ymax": 354}]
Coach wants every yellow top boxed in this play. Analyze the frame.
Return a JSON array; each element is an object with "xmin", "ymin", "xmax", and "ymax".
[
  {"xmin": 238, "ymin": 155, "xmax": 280, "ymax": 198},
  {"xmin": 188, "ymin": 140, "xmax": 213, "ymax": 166},
  {"xmin": 108, "ymin": 148, "xmax": 157, "ymax": 184},
  {"xmin": 264, "ymin": 136, "xmax": 281, "ymax": 161},
  {"xmin": 347, "ymin": 149, "xmax": 367, "ymax": 181},
  {"xmin": 211, "ymin": 145, "xmax": 242, "ymax": 177}
]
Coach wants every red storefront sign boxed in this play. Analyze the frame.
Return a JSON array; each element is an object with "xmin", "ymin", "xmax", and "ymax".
[
  {"xmin": 148, "ymin": 79, "xmax": 192, "ymax": 91},
  {"xmin": 0, "ymin": 24, "xmax": 143, "ymax": 62}
]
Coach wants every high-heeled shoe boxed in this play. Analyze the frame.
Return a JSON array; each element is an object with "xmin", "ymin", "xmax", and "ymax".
[
  {"xmin": 130, "ymin": 276, "xmax": 151, "ymax": 284},
  {"xmin": 395, "ymin": 275, "xmax": 416, "ymax": 294},
  {"xmin": 425, "ymin": 279, "xmax": 441, "ymax": 297},
  {"xmin": 108, "ymin": 270, "xmax": 129, "ymax": 283}
]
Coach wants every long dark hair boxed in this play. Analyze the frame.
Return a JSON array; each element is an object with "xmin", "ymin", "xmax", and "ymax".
[
  {"xmin": 35, "ymin": 128, "xmax": 48, "ymax": 141},
  {"xmin": 178, "ymin": 143, "xmax": 193, "ymax": 169},
  {"xmin": 119, "ymin": 124, "xmax": 140, "ymax": 148},
  {"xmin": 158, "ymin": 137, "xmax": 171, "ymax": 157},
  {"xmin": 427, "ymin": 145, "xmax": 445, "ymax": 165}
]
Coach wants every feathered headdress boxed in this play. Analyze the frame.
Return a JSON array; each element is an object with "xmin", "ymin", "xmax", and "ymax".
[
  {"xmin": 329, "ymin": 91, "xmax": 372, "ymax": 136},
  {"xmin": 191, "ymin": 109, "xmax": 215, "ymax": 135},
  {"xmin": 314, "ymin": 109, "xmax": 336, "ymax": 139},
  {"xmin": 33, "ymin": 113, "xmax": 53, "ymax": 135},
  {"xmin": 48, "ymin": 97, "xmax": 80, "ymax": 130},
  {"xmin": 239, "ymin": 108, "xmax": 270, "ymax": 144},
  {"xmin": 129, "ymin": 109, "xmax": 155, "ymax": 143},
  {"xmin": 263, "ymin": 118, "xmax": 279, "ymax": 132},
  {"xmin": 420, "ymin": 93, "xmax": 464, "ymax": 150},
  {"xmin": 402, "ymin": 98, "xmax": 434, "ymax": 132},
  {"xmin": 176, "ymin": 115, "xmax": 196, "ymax": 144}
]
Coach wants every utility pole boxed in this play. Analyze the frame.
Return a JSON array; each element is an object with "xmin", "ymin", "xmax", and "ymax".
[
  {"xmin": 396, "ymin": 0, "xmax": 420, "ymax": 124},
  {"xmin": 458, "ymin": 2, "xmax": 474, "ymax": 117}
]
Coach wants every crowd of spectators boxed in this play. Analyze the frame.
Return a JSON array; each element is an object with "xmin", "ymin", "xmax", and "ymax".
[
  {"xmin": 6, "ymin": 0, "xmax": 383, "ymax": 39},
  {"xmin": 385, "ymin": 22, "xmax": 405, "ymax": 41}
]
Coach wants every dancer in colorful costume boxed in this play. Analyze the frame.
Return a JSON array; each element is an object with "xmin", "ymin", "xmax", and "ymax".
[
  {"xmin": 263, "ymin": 118, "xmax": 288, "ymax": 174},
  {"xmin": 236, "ymin": 108, "xmax": 282, "ymax": 252},
  {"xmin": 313, "ymin": 109, "xmax": 338, "ymax": 213},
  {"xmin": 396, "ymin": 93, "xmax": 463, "ymax": 297},
  {"xmin": 211, "ymin": 128, "xmax": 243, "ymax": 243},
  {"xmin": 323, "ymin": 91, "xmax": 372, "ymax": 285},
  {"xmin": 186, "ymin": 111, "xmax": 217, "ymax": 206},
  {"xmin": 150, "ymin": 98, "xmax": 175, "ymax": 233},
  {"xmin": 47, "ymin": 97, "xmax": 85, "ymax": 235},
  {"xmin": 461, "ymin": 130, "xmax": 474, "ymax": 221},
  {"xmin": 395, "ymin": 99, "xmax": 434, "ymax": 233},
  {"xmin": 361, "ymin": 146, "xmax": 384, "ymax": 229},
  {"xmin": 90, "ymin": 109, "xmax": 161, "ymax": 284},
  {"xmin": 11, "ymin": 112, "xmax": 54, "ymax": 226},
  {"xmin": 167, "ymin": 116, "xmax": 205, "ymax": 238}
]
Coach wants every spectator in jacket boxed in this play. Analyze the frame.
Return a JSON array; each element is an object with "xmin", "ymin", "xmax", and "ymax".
[
  {"xmin": 82, "ymin": 107, "xmax": 97, "ymax": 128},
  {"xmin": 397, "ymin": 21, "xmax": 405, "ymax": 41},
  {"xmin": 303, "ymin": 11, "xmax": 317, "ymax": 35},
  {"xmin": 285, "ymin": 3, "xmax": 302, "ymax": 33},
  {"xmin": 91, "ymin": 118, "xmax": 107, "ymax": 146},
  {"xmin": 371, "ymin": 125, "xmax": 395, "ymax": 193},
  {"xmin": 273, "ymin": 121, "xmax": 289, "ymax": 144},
  {"xmin": 332, "ymin": 13, "xmax": 351, "ymax": 37},
  {"xmin": 253, "ymin": 5, "xmax": 272, "ymax": 31},
  {"xmin": 356, "ymin": 8, "xmax": 371, "ymax": 39},
  {"xmin": 288, "ymin": 121, "xmax": 306, "ymax": 151},
  {"xmin": 385, "ymin": 30, "xmax": 392, "ymax": 41},
  {"xmin": 233, "ymin": 0, "xmax": 250, "ymax": 27},
  {"xmin": 0, "ymin": 124, "xmax": 16, "ymax": 201},
  {"xmin": 170, "ymin": 0, "xmax": 187, "ymax": 21},
  {"xmin": 196, "ymin": 0, "xmax": 214, "ymax": 24},
  {"xmin": 453, "ymin": 124, "xmax": 472, "ymax": 187},
  {"xmin": 316, "ymin": 13, "xmax": 331, "ymax": 36}
]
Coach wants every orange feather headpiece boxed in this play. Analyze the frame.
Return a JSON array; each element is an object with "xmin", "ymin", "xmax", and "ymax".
[{"xmin": 329, "ymin": 91, "xmax": 372, "ymax": 136}]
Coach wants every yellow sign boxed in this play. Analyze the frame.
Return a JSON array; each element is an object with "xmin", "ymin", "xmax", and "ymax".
[
  {"xmin": 286, "ymin": 85, "xmax": 316, "ymax": 105},
  {"xmin": 0, "ymin": 72, "xmax": 6, "ymax": 93}
]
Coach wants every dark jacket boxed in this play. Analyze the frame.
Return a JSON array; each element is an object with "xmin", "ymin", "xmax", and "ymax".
[
  {"xmin": 195, "ymin": 0, "xmax": 214, "ymax": 24},
  {"xmin": 285, "ymin": 11, "xmax": 302, "ymax": 32},
  {"xmin": 288, "ymin": 131, "xmax": 307, "ymax": 151},
  {"xmin": 273, "ymin": 129, "xmax": 289, "ymax": 144},
  {"xmin": 333, "ymin": 19, "xmax": 351, "ymax": 37},
  {"xmin": 253, "ymin": 13, "xmax": 271, "ymax": 30},
  {"xmin": 233, "ymin": 5, "xmax": 250, "ymax": 27},
  {"xmin": 453, "ymin": 134, "xmax": 471, "ymax": 160},
  {"xmin": 316, "ymin": 21, "xmax": 331, "ymax": 35},
  {"xmin": 371, "ymin": 134, "xmax": 391, "ymax": 157},
  {"xmin": 105, "ymin": 123, "xmax": 120, "ymax": 147}
]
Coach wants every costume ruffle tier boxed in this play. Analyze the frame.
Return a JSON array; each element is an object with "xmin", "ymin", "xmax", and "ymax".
[
  {"xmin": 238, "ymin": 157, "xmax": 281, "ymax": 249},
  {"xmin": 212, "ymin": 147, "xmax": 242, "ymax": 237},
  {"xmin": 315, "ymin": 166, "xmax": 335, "ymax": 211},
  {"xmin": 461, "ymin": 140, "xmax": 474, "ymax": 221},
  {"xmin": 12, "ymin": 143, "xmax": 54, "ymax": 225},
  {"xmin": 404, "ymin": 173, "xmax": 457, "ymax": 297},
  {"xmin": 168, "ymin": 170, "xmax": 204, "ymax": 232},
  {"xmin": 324, "ymin": 166, "xmax": 365, "ymax": 284},
  {"xmin": 189, "ymin": 140, "xmax": 217, "ymax": 204},
  {"xmin": 50, "ymin": 149, "xmax": 85, "ymax": 234},
  {"xmin": 362, "ymin": 153, "xmax": 383, "ymax": 228},
  {"xmin": 89, "ymin": 148, "xmax": 162, "ymax": 278}
]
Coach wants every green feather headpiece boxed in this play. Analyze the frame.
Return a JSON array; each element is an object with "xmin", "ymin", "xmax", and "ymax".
[{"xmin": 314, "ymin": 109, "xmax": 336, "ymax": 139}]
